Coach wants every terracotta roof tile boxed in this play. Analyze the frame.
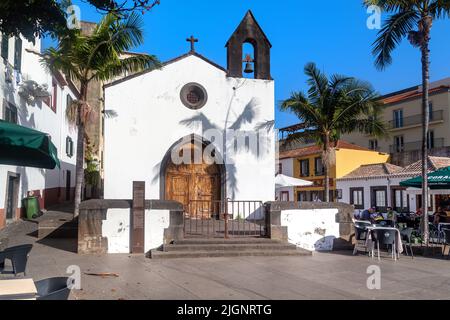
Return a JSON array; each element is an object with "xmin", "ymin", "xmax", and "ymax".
[
  {"xmin": 341, "ymin": 163, "xmax": 403, "ymax": 179},
  {"xmin": 399, "ymin": 156, "xmax": 450, "ymax": 175},
  {"xmin": 279, "ymin": 140, "xmax": 375, "ymax": 160},
  {"xmin": 382, "ymin": 86, "xmax": 450, "ymax": 105}
]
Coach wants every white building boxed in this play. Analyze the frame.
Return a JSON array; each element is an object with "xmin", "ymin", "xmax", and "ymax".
[
  {"xmin": 276, "ymin": 158, "xmax": 295, "ymax": 201},
  {"xmin": 337, "ymin": 157, "xmax": 450, "ymax": 215},
  {"xmin": 0, "ymin": 33, "xmax": 79, "ymax": 229},
  {"xmin": 103, "ymin": 11, "xmax": 275, "ymax": 208}
]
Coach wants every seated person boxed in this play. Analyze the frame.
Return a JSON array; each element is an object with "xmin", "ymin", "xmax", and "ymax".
[
  {"xmin": 359, "ymin": 207, "xmax": 375, "ymax": 221},
  {"xmin": 433, "ymin": 207, "xmax": 447, "ymax": 225},
  {"xmin": 386, "ymin": 207, "xmax": 398, "ymax": 221},
  {"xmin": 371, "ymin": 211, "xmax": 384, "ymax": 223}
]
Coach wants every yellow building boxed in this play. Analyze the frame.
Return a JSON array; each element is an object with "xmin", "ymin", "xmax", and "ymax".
[{"xmin": 278, "ymin": 140, "xmax": 390, "ymax": 202}]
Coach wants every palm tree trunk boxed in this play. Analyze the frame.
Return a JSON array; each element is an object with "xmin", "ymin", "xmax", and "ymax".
[
  {"xmin": 420, "ymin": 18, "xmax": 431, "ymax": 245},
  {"xmin": 73, "ymin": 84, "xmax": 87, "ymax": 217},
  {"xmin": 324, "ymin": 134, "xmax": 330, "ymax": 203}
]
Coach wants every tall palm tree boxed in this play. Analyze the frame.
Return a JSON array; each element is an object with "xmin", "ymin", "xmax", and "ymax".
[
  {"xmin": 35, "ymin": 13, "xmax": 161, "ymax": 216},
  {"xmin": 280, "ymin": 63, "xmax": 388, "ymax": 202},
  {"xmin": 364, "ymin": 0, "xmax": 450, "ymax": 244}
]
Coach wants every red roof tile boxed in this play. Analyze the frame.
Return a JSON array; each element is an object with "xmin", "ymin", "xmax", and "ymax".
[{"xmin": 279, "ymin": 140, "xmax": 374, "ymax": 160}]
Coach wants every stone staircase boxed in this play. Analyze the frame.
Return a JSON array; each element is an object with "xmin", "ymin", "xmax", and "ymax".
[{"xmin": 149, "ymin": 238, "xmax": 312, "ymax": 259}]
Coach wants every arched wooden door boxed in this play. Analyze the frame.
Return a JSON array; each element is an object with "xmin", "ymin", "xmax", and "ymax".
[{"xmin": 165, "ymin": 141, "xmax": 222, "ymax": 219}]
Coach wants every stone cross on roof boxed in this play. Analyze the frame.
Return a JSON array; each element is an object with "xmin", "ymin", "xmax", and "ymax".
[{"xmin": 186, "ymin": 35, "xmax": 198, "ymax": 52}]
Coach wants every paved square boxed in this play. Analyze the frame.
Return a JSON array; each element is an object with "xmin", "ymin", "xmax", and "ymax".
[{"xmin": 1, "ymin": 218, "xmax": 450, "ymax": 300}]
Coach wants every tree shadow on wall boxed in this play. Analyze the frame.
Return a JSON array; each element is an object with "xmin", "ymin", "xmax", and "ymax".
[{"xmin": 177, "ymin": 93, "xmax": 274, "ymax": 199}]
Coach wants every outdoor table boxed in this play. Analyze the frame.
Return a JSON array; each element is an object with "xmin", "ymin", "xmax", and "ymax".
[
  {"xmin": 365, "ymin": 226, "xmax": 403, "ymax": 255},
  {"xmin": 0, "ymin": 279, "xmax": 37, "ymax": 300}
]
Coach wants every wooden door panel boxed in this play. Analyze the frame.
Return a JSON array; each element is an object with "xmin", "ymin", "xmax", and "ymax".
[{"xmin": 166, "ymin": 174, "xmax": 190, "ymax": 211}]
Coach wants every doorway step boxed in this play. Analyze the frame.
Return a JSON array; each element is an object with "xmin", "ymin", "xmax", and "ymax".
[{"xmin": 149, "ymin": 238, "xmax": 311, "ymax": 259}]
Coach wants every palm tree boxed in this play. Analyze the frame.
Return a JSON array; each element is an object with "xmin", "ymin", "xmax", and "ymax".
[
  {"xmin": 35, "ymin": 13, "xmax": 161, "ymax": 216},
  {"xmin": 280, "ymin": 63, "xmax": 388, "ymax": 202},
  {"xmin": 364, "ymin": 1, "xmax": 450, "ymax": 244}
]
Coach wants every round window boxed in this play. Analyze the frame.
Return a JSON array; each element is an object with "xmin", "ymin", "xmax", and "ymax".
[{"xmin": 180, "ymin": 83, "xmax": 208, "ymax": 110}]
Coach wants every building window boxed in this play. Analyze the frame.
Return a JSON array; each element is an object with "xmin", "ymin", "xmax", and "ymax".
[
  {"xmin": 392, "ymin": 188, "xmax": 409, "ymax": 213},
  {"xmin": 13, "ymin": 37, "xmax": 22, "ymax": 72},
  {"xmin": 336, "ymin": 189, "xmax": 343, "ymax": 200},
  {"xmin": 51, "ymin": 79, "xmax": 57, "ymax": 112},
  {"xmin": 393, "ymin": 109, "xmax": 403, "ymax": 128},
  {"xmin": 66, "ymin": 136, "xmax": 74, "ymax": 158},
  {"xmin": 297, "ymin": 192, "xmax": 308, "ymax": 202},
  {"xmin": 180, "ymin": 83, "xmax": 208, "ymax": 110},
  {"xmin": 427, "ymin": 130, "xmax": 435, "ymax": 149},
  {"xmin": 1, "ymin": 35, "xmax": 8, "ymax": 60},
  {"xmin": 369, "ymin": 139, "xmax": 378, "ymax": 151},
  {"xmin": 429, "ymin": 102, "xmax": 433, "ymax": 121},
  {"xmin": 280, "ymin": 191, "xmax": 289, "ymax": 202},
  {"xmin": 278, "ymin": 163, "xmax": 282, "ymax": 174},
  {"xmin": 3, "ymin": 100, "xmax": 17, "ymax": 123},
  {"xmin": 371, "ymin": 187, "xmax": 387, "ymax": 212},
  {"xmin": 394, "ymin": 135, "xmax": 404, "ymax": 153},
  {"xmin": 314, "ymin": 157, "xmax": 324, "ymax": 176},
  {"xmin": 300, "ymin": 159, "xmax": 310, "ymax": 177},
  {"xmin": 350, "ymin": 188, "xmax": 364, "ymax": 210},
  {"xmin": 66, "ymin": 94, "xmax": 73, "ymax": 110}
]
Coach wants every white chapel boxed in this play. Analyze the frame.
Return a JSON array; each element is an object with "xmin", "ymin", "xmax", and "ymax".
[{"xmin": 103, "ymin": 11, "xmax": 275, "ymax": 207}]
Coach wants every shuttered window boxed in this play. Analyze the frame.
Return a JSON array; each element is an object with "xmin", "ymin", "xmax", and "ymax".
[
  {"xmin": 1, "ymin": 35, "xmax": 8, "ymax": 60},
  {"xmin": 14, "ymin": 37, "xmax": 22, "ymax": 71}
]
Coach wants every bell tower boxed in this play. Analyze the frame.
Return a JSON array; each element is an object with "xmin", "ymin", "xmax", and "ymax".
[{"xmin": 226, "ymin": 10, "xmax": 272, "ymax": 80}]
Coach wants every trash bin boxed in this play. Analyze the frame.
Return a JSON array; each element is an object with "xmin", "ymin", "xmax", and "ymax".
[{"xmin": 23, "ymin": 196, "xmax": 40, "ymax": 220}]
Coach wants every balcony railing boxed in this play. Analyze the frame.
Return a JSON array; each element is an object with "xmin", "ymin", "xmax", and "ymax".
[
  {"xmin": 389, "ymin": 110, "xmax": 444, "ymax": 129},
  {"xmin": 390, "ymin": 138, "xmax": 445, "ymax": 153}
]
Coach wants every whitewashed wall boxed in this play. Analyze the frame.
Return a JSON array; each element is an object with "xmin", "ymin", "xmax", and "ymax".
[
  {"xmin": 0, "ymin": 34, "xmax": 78, "ymax": 215},
  {"xmin": 337, "ymin": 176, "xmax": 417, "ymax": 215},
  {"xmin": 101, "ymin": 208, "xmax": 170, "ymax": 254},
  {"xmin": 104, "ymin": 55, "xmax": 275, "ymax": 202},
  {"xmin": 281, "ymin": 209, "xmax": 340, "ymax": 251}
]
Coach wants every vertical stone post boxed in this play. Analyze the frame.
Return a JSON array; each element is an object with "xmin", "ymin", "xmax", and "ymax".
[
  {"xmin": 131, "ymin": 181, "xmax": 145, "ymax": 254},
  {"xmin": 265, "ymin": 203, "xmax": 288, "ymax": 242}
]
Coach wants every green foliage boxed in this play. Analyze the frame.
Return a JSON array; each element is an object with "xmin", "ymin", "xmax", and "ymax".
[
  {"xmin": 0, "ymin": 0, "xmax": 160, "ymax": 43},
  {"xmin": 39, "ymin": 12, "xmax": 161, "ymax": 126},
  {"xmin": 363, "ymin": 0, "xmax": 450, "ymax": 70},
  {"xmin": 280, "ymin": 62, "xmax": 388, "ymax": 155}
]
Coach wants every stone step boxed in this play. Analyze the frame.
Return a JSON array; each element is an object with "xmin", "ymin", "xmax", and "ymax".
[
  {"xmin": 173, "ymin": 238, "xmax": 278, "ymax": 245},
  {"xmin": 163, "ymin": 243, "xmax": 297, "ymax": 252},
  {"xmin": 150, "ymin": 248, "xmax": 312, "ymax": 259}
]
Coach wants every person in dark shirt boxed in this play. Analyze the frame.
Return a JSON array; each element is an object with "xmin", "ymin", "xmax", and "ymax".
[{"xmin": 360, "ymin": 207, "xmax": 375, "ymax": 221}]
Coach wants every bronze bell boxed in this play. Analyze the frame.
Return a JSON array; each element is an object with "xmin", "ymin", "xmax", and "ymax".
[{"xmin": 244, "ymin": 61, "xmax": 254, "ymax": 74}]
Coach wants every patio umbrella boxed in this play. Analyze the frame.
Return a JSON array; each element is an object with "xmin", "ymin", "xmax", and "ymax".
[
  {"xmin": 0, "ymin": 120, "xmax": 60, "ymax": 169},
  {"xmin": 275, "ymin": 174, "xmax": 313, "ymax": 188},
  {"xmin": 400, "ymin": 166, "xmax": 450, "ymax": 190}
]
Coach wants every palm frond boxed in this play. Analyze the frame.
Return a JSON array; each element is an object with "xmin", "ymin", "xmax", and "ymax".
[
  {"xmin": 229, "ymin": 98, "xmax": 259, "ymax": 130},
  {"xmin": 372, "ymin": 10, "xmax": 419, "ymax": 70},
  {"xmin": 94, "ymin": 53, "xmax": 161, "ymax": 81}
]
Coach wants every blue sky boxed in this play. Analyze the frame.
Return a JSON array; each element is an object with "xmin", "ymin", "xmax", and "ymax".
[{"xmin": 47, "ymin": 0, "xmax": 450, "ymax": 129}]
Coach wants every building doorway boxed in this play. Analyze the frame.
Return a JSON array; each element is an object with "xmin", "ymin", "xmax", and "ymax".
[
  {"xmin": 65, "ymin": 170, "xmax": 71, "ymax": 201},
  {"xmin": 164, "ymin": 139, "xmax": 223, "ymax": 218},
  {"xmin": 5, "ymin": 173, "xmax": 20, "ymax": 222}
]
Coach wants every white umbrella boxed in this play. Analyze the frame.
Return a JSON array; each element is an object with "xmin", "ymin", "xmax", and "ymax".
[{"xmin": 275, "ymin": 174, "xmax": 313, "ymax": 189}]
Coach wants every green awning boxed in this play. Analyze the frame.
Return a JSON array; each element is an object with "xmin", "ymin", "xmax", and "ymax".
[
  {"xmin": 400, "ymin": 166, "xmax": 450, "ymax": 189},
  {"xmin": 0, "ymin": 120, "xmax": 60, "ymax": 169}
]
